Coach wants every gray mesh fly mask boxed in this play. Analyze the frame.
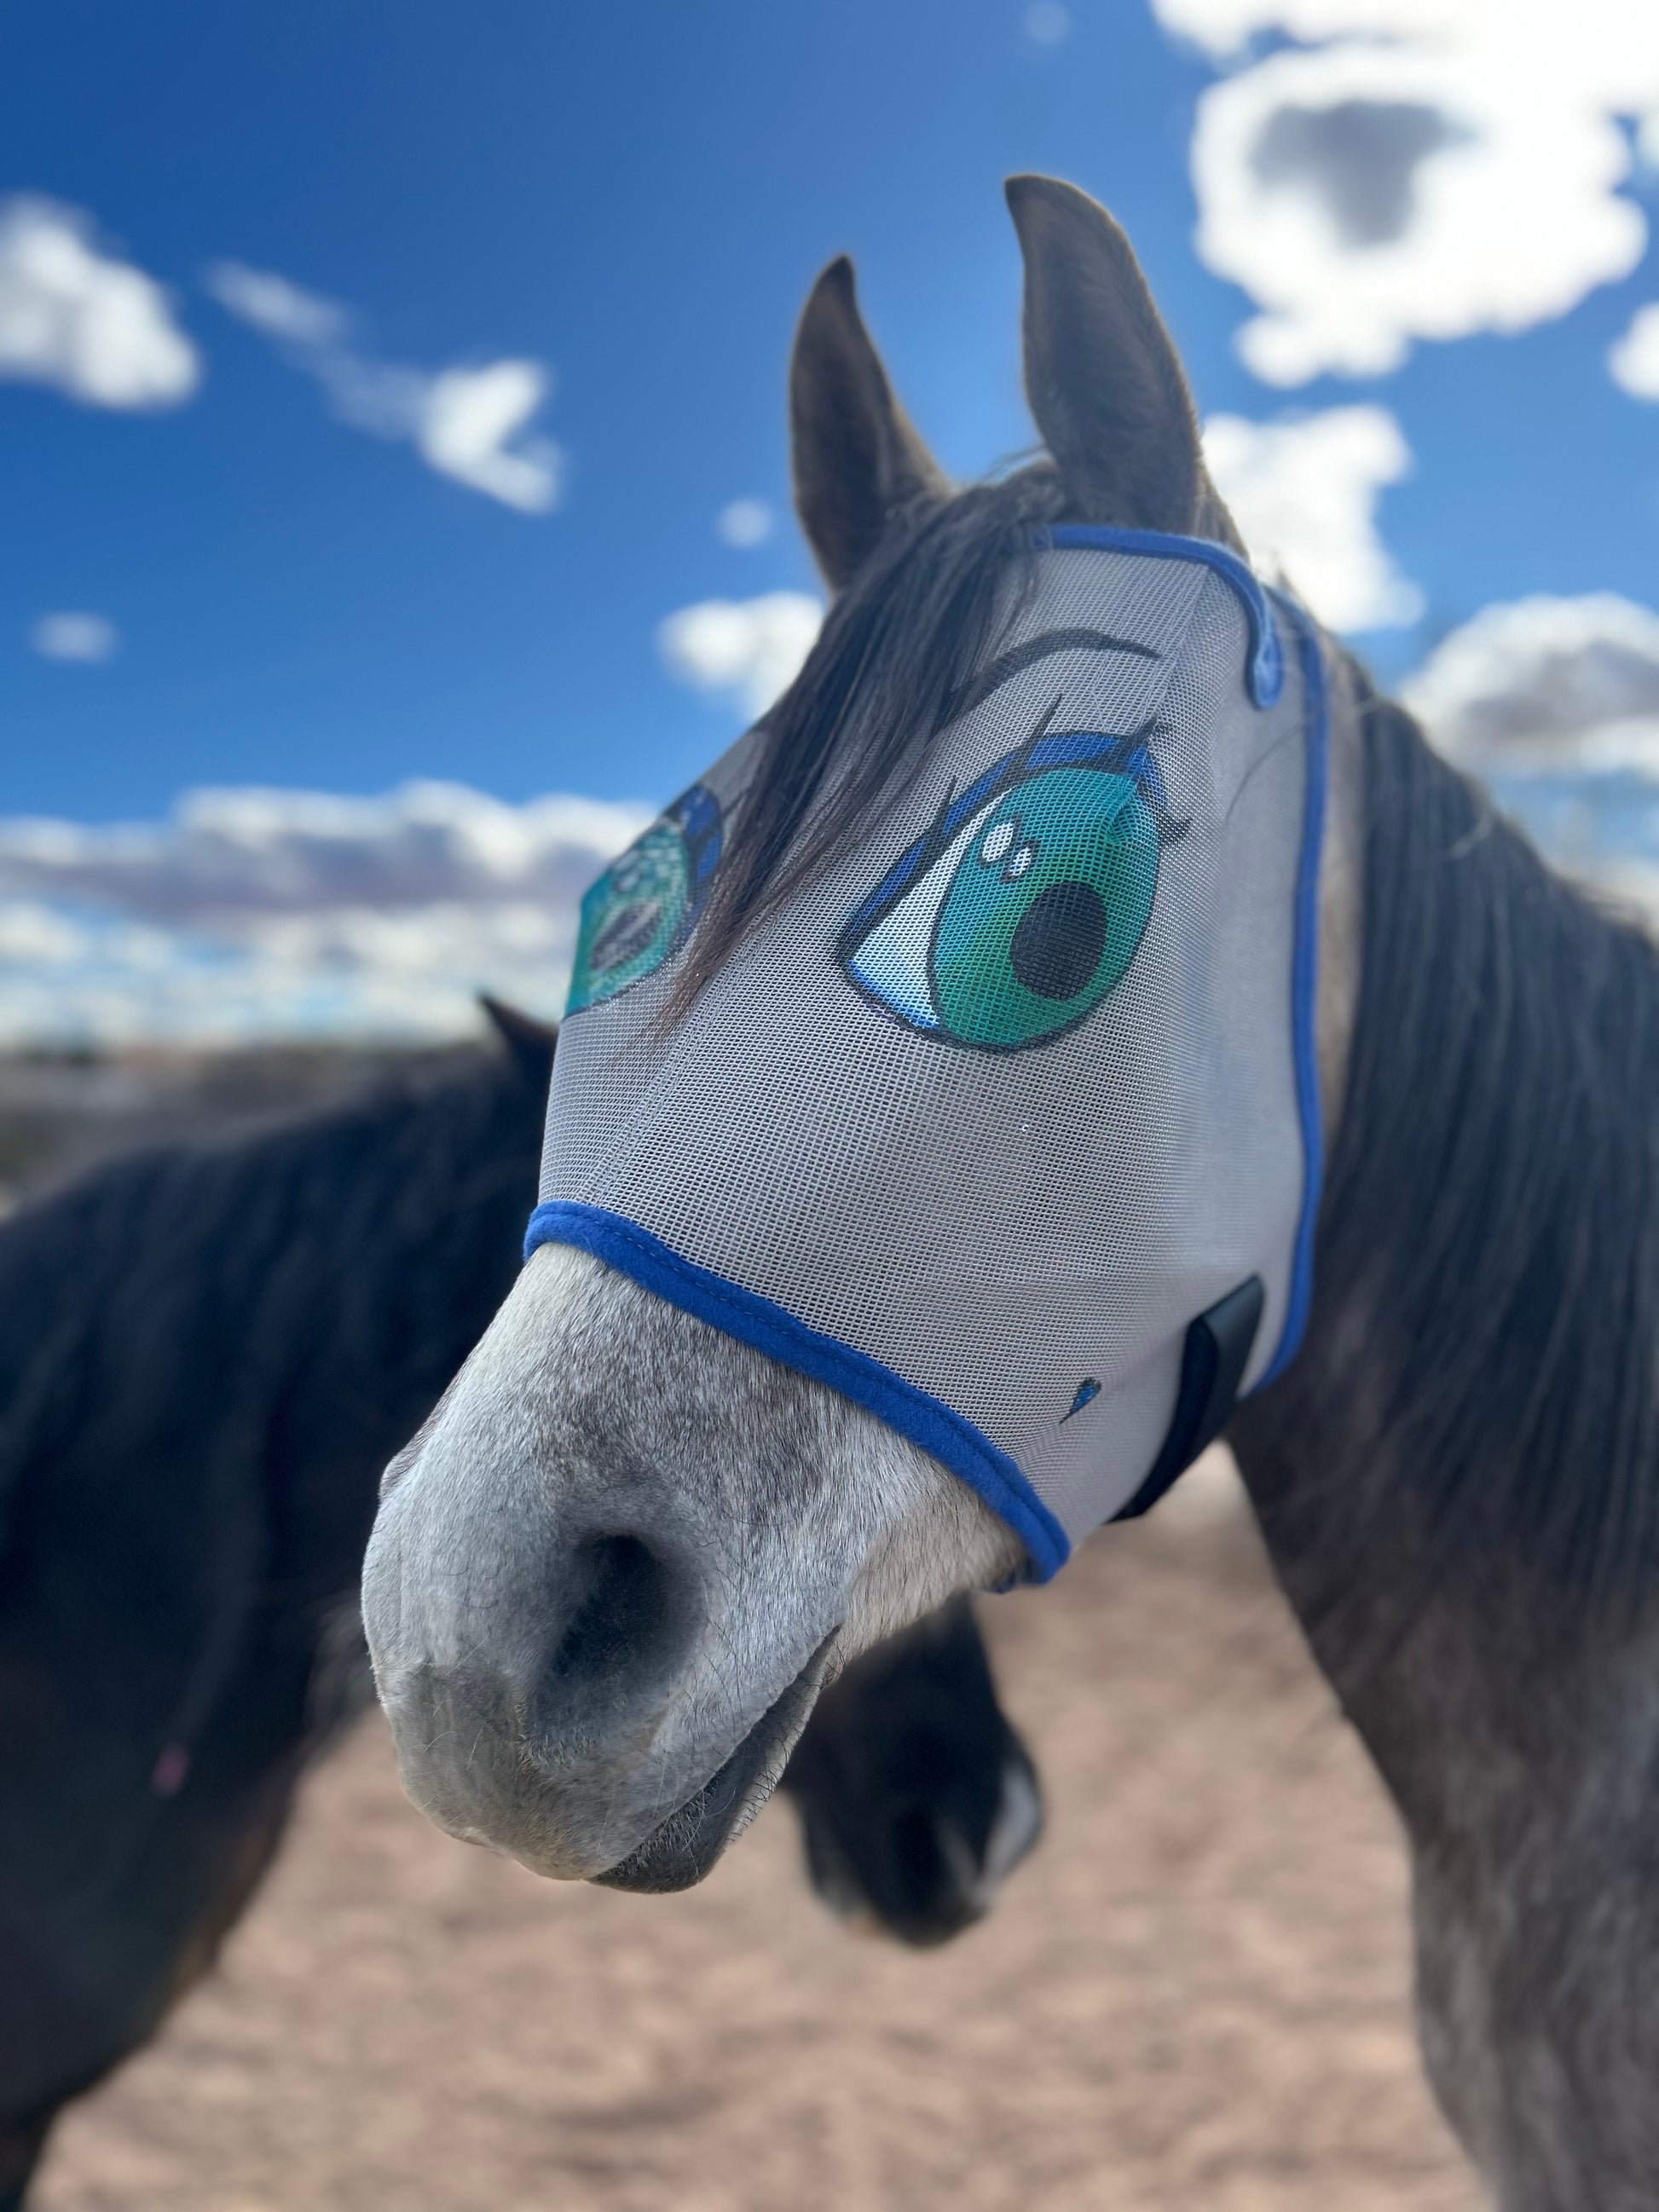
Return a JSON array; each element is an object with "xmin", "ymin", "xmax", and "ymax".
[{"xmin": 527, "ymin": 529, "xmax": 1328, "ymax": 1579}]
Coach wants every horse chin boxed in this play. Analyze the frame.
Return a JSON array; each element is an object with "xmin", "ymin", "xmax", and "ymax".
[{"xmin": 593, "ymin": 1632, "xmax": 839, "ymax": 1893}]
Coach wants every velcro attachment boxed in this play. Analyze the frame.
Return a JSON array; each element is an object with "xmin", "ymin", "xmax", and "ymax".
[{"xmin": 1110, "ymin": 1275, "xmax": 1263, "ymax": 1522}]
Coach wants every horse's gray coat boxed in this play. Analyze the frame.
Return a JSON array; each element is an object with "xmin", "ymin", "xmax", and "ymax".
[{"xmin": 365, "ymin": 176, "xmax": 1657, "ymax": 2204}]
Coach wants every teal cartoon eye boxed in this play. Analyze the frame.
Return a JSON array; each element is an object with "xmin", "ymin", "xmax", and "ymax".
[
  {"xmin": 566, "ymin": 783, "xmax": 722, "ymax": 1015},
  {"xmin": 839, "ymin": 731, "xmax": 1173, "ymax": 1052}
]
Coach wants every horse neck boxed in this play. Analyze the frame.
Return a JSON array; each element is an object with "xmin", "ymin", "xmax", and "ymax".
[
  {"xmin": 1228, "ymin": 693, "xmax": 1659, "ymax": 2202},
  {"xmin": 1229, "ymin": 690, "xmax": 1659, "ymax": 1800}
]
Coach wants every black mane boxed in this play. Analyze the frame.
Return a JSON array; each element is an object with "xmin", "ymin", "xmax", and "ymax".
[
  {"xmin": 672, "ymin": 465, "xmax": 1069, "ymax": 1010},
  {"xmin": 1245, "ymin": 683, "xmax": 1659, "ymax": 1623},
  {"xmin": 0, "ymin": 1038, "xmax": 550, "ymax": 1793}
]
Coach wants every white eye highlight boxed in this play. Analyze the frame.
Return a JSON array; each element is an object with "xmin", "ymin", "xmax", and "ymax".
[
  {"xmin": 1003, "ymin": 842, "xmax": 1037, "ymax": 881},
  {"xmin": 845, "ymin": 795, "xmax": 1004, "ymax": 1031},
  {"xmin": 980, "ymin": 817, "xmax": 1020, "ymax": 866}
]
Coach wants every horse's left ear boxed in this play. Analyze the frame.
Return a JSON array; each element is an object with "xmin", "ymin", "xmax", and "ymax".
[
  {"xmin": 479, "ymin": 995, "xmax": 557, "ymax": 1086},
  {"xmin": 1006, "ymin": 175, "xmax": 1231, "ymax": 540},
  {"xmin": 790, "ymin": 256, "xmax": 950, "ymax": 592}
]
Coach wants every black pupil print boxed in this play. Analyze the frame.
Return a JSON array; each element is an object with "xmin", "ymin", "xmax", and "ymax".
[
  {"xmin": 1009, "ymin": 881, "xmax": 1110, "ymax": 1001},
  {"xmin": 591, "ymin": 898, "xmax": 663, "ymax": 973}
]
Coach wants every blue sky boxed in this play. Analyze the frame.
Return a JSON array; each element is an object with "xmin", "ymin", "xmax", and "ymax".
[{"xmin": 3, "ymin": 0, "xmax": 1659, "ymax": 1038}]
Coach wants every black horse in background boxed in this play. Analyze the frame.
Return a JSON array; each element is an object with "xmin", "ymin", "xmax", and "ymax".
[{"xmin": 0, "ymin": 1004, "xmax": 1040, "ymax": 2208}]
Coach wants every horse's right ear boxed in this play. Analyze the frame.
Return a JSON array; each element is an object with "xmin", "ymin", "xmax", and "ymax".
[
  {"xmin": 479, "ymin": 996, "xmax": 557, "ymax": 1086},
  {"xmin": 1005, "ymin": 175, "xmax": 1210, "ymax": 535},
  {"xmin": 790, "ymin": 257, "xmax": 948, "ymax": 592}
]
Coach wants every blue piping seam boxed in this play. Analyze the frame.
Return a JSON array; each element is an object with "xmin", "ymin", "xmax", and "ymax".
[
  {"xmin": 523, "ymin": 1199, "xmax": 1072, "ymax": 1583},
  {"xmin": 1043, "ymin": 525, "xmax": 1284, "ymax": 708},
  {"xmin": 1251, "ymin": 595, "xmax": 1327, "ymax": 1389}
]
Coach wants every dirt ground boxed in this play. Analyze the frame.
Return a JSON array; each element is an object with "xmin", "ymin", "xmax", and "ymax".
[{"xmin": 30, "ymin": 1454, "xmax": 1483, "ymax": 2212}]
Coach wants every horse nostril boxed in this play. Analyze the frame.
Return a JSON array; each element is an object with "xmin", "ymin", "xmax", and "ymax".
[
  {"xmin": 549, "ymin": 1533, "xmax": 668, "ymax": 1686},
  {"xmin": 523, "ymin": 1528, "xmax": 704, "ymax": 1763}
]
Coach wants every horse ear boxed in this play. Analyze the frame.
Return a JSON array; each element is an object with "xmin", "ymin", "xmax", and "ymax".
[
  {"xmin": 478, "ymin": 996, "xmax": 557, "ymax": 1085},
  {"xmin": 790, "ymin": 256, "xmax": 949, "ymax": 592},
  {"xmin": 1005, "ymin": 175, "xmax": 1211, "ymax": 535}
]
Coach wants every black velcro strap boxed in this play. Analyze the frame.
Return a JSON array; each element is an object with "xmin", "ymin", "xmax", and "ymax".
[{"xmin": 1110, "ymin": 1276, "xmax": 1263, "ymax": 1523}]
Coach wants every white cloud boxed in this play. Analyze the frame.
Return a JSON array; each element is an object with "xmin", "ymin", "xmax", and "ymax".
[
  {"xmin": 31, "ymin": 610, "xmax": 119, "ymax": 663},
  {"xmin": 716, "ymin": 497, "xmax": 775, "ymax": 548},
  {"xmin": 1202, "ymin": 405, "xmax": 1421, "ymax": 631},
  {"xmin": 417, "ymin": 361, "xmax": 560, "ymax": 512},
  {"xmin": 1402, "ymin": 593, "xmax": 1659, "ymax": 773},
  {"xmin": 1155, "ymin": 0, "xmax": 1461, "ymax": 52},
  {"xmin": 657, "ymin": 592, "xmax": 824, "ymax": 719},
  {"xmin": 1400, "ymin": 592, "xmax": 1659, "ymax": 918},
  {"xmin": 202, "ymin": 259, "xmax": 346, "ymax": 347},
  {"xmin": 0, "ymin": 901, "xmax": 561, "ymax": 1048},
  {"xmin": 1610, "ymin": 303, "xmax": 1659, "ymax": 401},
  {"xmin": 0, "ymin": 779, "xmax": 645, "ymax": 921},
  {"xmin": 0, "ymin": 900, "xmax": 88, "ymax": 965},
  {"xmin": 1154, "ymin": 0, "xmax": 1659, "ymax": 384},
  {"xmin": 0, "ymin": 780, "xmax": 650, "ymax": 1046},
  {"xmin": 1153, "ymin": 0, "xmax": 1659, "ymax": 72},
  {"xmin": 205, "ymin": 259, "xmax": 562, "ymax": 512},
  {"xmin": 1025, "ymin": 3, "xmax": 1073, "ymax": 45},
  {"xmin": 0, "ymin": 196, "xmax": 199, "ymax": 409}
]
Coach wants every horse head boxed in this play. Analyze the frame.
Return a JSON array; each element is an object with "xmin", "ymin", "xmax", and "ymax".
[{"xmin": 362, "ymin": 176, "xmax": 1358, "ymax": 1889}]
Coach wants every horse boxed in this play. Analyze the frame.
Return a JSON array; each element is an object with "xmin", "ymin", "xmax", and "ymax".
[
  {"xmin": 362, "ymin": 172, "xmax": 1659, "ymax": 2208},
  {"xmin": 0, "ymin": 1007, "xmax": 1039, "ymax": 2209}
]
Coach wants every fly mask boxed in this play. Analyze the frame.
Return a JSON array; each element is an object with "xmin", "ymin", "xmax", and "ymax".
[{"xmin": 526, "ymin": 528, "xmax": 1328, "ymax": 1580}]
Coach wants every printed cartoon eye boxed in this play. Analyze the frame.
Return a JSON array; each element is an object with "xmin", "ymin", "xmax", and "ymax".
[
  {"xmin": 839, "ymin": 730, "xmax": 1175, "ymax": 1052},
  {"xmin": 566, "ymin": 783, "xmax": 723, "ymax": 1015}
]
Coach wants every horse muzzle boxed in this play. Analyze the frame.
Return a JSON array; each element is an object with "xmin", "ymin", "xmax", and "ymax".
[{"xmin": 363, "ymin": 1461, "xmax": 835, "ymax": 1882}]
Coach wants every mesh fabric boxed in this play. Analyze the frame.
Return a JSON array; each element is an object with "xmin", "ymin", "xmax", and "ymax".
[{"xmin": 529, "ymin": 536, "xmax": 1323, "ymax": 1575}]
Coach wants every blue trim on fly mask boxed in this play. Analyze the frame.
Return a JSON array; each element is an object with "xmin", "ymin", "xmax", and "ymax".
[
  {"xmin": 1043, "ymin": 525, "xmax": 1285, "ymax": 708},
  {"xmin": 1250, "ymin": 596, "xmax": 1328, "ymax": 1389},
  {"xmin": 1040, "ymin": 528, "xmax": 1321, "ymax": 1392},
  {"xmin": 522, "ymin": 1199, "xmax": 1072, "ymax": 1582}
]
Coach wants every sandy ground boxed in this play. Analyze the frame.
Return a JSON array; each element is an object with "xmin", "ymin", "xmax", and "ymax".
[{"xmin": 32, "ymin": 1458, "xmax": 1483, "ymax": 2212}]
